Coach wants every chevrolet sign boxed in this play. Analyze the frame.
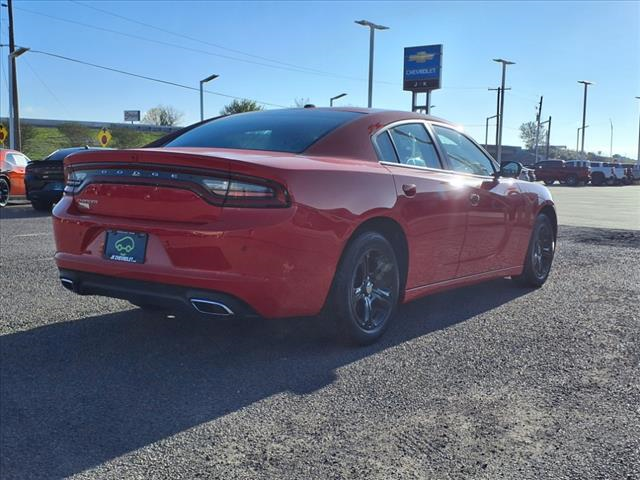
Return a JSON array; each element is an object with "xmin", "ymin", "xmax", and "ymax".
[{"xmin": 403, "ymin": 45, "xmax": 442, "ymax": 92}]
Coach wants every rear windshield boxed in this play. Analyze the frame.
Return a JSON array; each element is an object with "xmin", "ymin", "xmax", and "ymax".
[{"xmin": 164, "ymin": 109, "xmax": 363, "ymax": 153}]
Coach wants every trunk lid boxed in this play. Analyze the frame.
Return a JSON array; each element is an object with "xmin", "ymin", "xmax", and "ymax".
[{"xmin": 64, "ymin": 148, "xmax": 291, "ymax": 223}]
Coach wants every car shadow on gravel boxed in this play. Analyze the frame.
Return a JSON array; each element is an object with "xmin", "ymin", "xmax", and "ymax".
[{"xmin": 0, "ymin": 278, "xmax": 532, "ymax": 479}]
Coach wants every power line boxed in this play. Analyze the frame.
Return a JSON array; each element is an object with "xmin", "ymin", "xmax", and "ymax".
[
  {"xmin": 23, "ymin": 57, "xmax": 72, "ymax": 117},
  {"xmin": 25, "ymin": 48, "xmax": 287, "ymax": 108},
  {"xmin": 69, "ymin": 0, "xmax": 335, "ymax": 77},
  {"xmin": 17, "ymin": 5, "xmax": 395, "ymax": 86}
]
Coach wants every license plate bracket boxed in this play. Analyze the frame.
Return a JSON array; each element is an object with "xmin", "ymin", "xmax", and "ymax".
[{"xmin": 104, "ymin": 231, "xmax": 148, "ymax": 264}]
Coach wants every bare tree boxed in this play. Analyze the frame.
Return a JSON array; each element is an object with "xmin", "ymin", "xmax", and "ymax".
[
  {"xmin": 142, "ymin": 105, "xmax": 183, "ymax": 126},
  {"xmin": 293, "ymin": 97, "xmax": 311, "ymax": 108}
]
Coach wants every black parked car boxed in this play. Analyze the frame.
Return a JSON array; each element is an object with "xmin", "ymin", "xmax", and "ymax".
[{"xmin": 25, "ymin": 147, "xmax": 102, "ymax": 211}]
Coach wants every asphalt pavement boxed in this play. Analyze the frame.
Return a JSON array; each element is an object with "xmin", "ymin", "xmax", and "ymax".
[{"xmin": 1, "ymin": 202, "xmax": 639, "ymax": 479}]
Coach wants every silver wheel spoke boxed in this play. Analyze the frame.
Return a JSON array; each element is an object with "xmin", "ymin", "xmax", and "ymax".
[{"xmin": 363, "ymin": 296, "xmax": 372, "ymax": 326}]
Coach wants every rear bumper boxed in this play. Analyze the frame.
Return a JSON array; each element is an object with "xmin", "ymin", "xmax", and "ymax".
[
  {"xmin": 59, "ymin": 268, "xmax": 257, "ymax": 317},
  {"xmin": 25, "ymin": 179, "xmax": 65, "ymax": 202},
  {"xmin": 52, "ymin": 196, "xmax": 343, "ymax": 318}
]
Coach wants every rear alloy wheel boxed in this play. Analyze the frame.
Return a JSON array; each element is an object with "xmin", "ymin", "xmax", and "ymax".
[
  {"xmin": 332, "ymin": 232, "xmax": 399, "ymax": 345},
  {"xmin": 543, "ymin": 179, "xmax": 555, "ymax": 186},
  {"xmin": 0, "ymin": 178, "xmax": 9, "ymax": 207},
  {"xmin": 566, "ymin": 174, "xmax": 578, "ymax": 186},
  {"xmin": 513, "ymin": 214, "xmax": 555, "ymax": 288}
]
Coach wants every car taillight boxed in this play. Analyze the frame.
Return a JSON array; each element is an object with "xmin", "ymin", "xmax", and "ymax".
[
  {"xmin": 64, "ymin": 166, "xmax": 290, "ymax": 208},
  {"xmin": 202, "ymin": 177, "xmax": 289, "ymax": 208}
]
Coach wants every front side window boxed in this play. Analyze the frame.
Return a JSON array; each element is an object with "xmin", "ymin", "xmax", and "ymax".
[
  {"xmin": 432, "ymin": 126, "xmax": 496, "ymax": 176},
  {"xmin": 388, "ymin": 123, "xmax": 441, "ymax": 169}
]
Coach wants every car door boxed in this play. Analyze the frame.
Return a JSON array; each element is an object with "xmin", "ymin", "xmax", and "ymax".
[
  {"xmin": 430, "ymin": 124, "xmax": 523, "ymax": 278},
  {"xmin": 373, "ymin": 121, "xmax": 468, "ymax": 288}
]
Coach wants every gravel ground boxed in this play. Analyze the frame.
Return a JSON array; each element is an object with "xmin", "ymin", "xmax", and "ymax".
[{"xmin": 1, "ymin": 204, "xmax": 639, "ymax": 479}]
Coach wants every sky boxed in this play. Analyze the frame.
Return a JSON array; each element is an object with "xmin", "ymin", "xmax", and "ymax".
[{"xmin": 3, "ymin": 0, "xmax": 640, "ymax": 157}]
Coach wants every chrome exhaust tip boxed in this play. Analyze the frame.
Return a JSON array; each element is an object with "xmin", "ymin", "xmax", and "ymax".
[
  {"xmin": 60, "ymin": 278, "xmax": 75, "ymax": 291},
  {"xmin": 190, "ymin": 298, "xmax": 234, "ymax": 316}
]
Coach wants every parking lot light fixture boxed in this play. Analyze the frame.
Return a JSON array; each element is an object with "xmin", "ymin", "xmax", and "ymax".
[
  {"xmin": 200, "ymin": 73, "xmax": 219, "ymax": 121},
  {"xmin": 330, "ymin": 93, "xmax": 347, "ymax": 107},
  {"xmin": 355, "ymin": 20, "xmax": 389, "ymax": 108},
  {"xmin": 635, "ymin": 96, "xmax": 640, "ymax": 164},
  {"xmin": 493, "ymin": 58, "xmax": 515, "ymax": 164}
]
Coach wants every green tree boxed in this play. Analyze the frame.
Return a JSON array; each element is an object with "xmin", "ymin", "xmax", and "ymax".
[
  {"xmin": 110, "ymin": 127, "xmax": 145, "ymax": 149},
  {"xmin": 142, "ymin": 105, "xmax": 183, "ymax": 126},
  {"xmin": 220, "ymin": 99, "xmax": 263, "ymax": 115},
  {"xmin": 519, "ymin": 121, "xmax": 547, "ymax": 150},
  {"xmin": 58, "ymin": 123, "xmax": 94, "ymax": 146}
]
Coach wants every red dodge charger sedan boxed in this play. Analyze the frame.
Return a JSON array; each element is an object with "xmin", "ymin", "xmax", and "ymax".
[{"xmin": 53, "ymin": 108, "xmax": 556, "ymax": 344}]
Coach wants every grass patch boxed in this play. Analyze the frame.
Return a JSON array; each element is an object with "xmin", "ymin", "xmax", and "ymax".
[{"xmin": 18, "ymin": 125, "xmax": 166, "ymax": 160}]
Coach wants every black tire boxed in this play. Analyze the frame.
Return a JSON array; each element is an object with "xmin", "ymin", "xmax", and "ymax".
[
  {"xmin": 0, "ymin": 177, "xmax": 9, "ymax": 208},
  {"xmin": 31, "ymin": 200, "xmax": 53, "ymax": 212},
  {"xmin": 543, "ymin": 179, "xmax": 555, "ymax": 186},
  {"xmin": 566, "ymin": 174, "xmax": 578, "ymax": 186},
  {"xmin": 512, "ymin": 214, "xmax": 555, "ymax": 288},
  {"xmin": 591, "ymin": 172, "xmax": 605, "ymax": 186},
  {"xmin": 331, "ymin": 231, "xmax": 400, "ymax": 345}
]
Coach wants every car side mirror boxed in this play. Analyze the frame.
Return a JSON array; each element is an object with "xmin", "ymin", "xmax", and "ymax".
[{"xmin": 499, "ymin": 161, "xmax": 522, "ymax": 178}]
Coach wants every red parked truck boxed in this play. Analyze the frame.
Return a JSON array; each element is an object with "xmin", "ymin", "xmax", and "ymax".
[{"xmin": 533, "ymin": 159, "xmax": 590, "ymax": 186}]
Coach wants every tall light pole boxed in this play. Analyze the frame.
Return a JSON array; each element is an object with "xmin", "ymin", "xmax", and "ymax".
[
  {"xmin": 577, "ymin": 80, "xmax": 593, "ymax": 154},
  {"xmin": 200, "ymin": 73, "xmax": 219, "ymax": 121},
  {"xmin": 355, "ymin": 20, "xmax": 389, "ymax": 108},
  {"xmin": 493, "ymin": 58, "xmax": 515, "ymax": 163},
  {"xmin": 635, "ymin": 97, "xmax": 640, "ymax": 164},
  {"xmin": 8, "ymin": 46, "xmax": 29, "ymax": 150},
  {"xmin": 609, "ymin": 118, "xmax": 613, "ymax": 158},
  {"xmin": 330, "ymin": 93, "xmax": 347, "ymax": 107}
]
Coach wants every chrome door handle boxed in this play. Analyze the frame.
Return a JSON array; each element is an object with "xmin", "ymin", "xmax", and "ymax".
[{"xmin": 469, "ymin": 193, "xmax": 480, "ymax": 206}]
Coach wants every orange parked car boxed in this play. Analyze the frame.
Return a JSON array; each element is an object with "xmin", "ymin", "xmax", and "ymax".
[{"xmin": 0, "ymin": 149, "xmax": 30, "ymax": 207}]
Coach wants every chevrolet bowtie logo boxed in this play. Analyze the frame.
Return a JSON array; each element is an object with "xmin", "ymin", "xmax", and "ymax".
[{"xmin": 409, "ymin": 51, "xmax": 435, "ymax": 63}]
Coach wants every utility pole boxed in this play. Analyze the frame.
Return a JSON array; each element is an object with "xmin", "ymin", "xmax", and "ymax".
[
  {"xmin": 489, "ymin": 87, "xmax": 510, "ymax": 146},
  {"xmin": 355, "ymin": 20, "xmax": 389, "ymax": 108},
  {"xmin": 7, "ymin": 0, "xmax": 21, "ymax": 151},
  {"xmin": 544, "ymin": 116, "xmax": 552, "ymax": 160},
  {"xmin": 578, "ymin": 80, "xmax": 593, "ymax": 154},
  {"xmin": 534, "ymin": 96, "xmax": 543, "ymax": 163},
  {"xmin": 493, "ymin": 58, "xmax": 515, "ymax": 164}
]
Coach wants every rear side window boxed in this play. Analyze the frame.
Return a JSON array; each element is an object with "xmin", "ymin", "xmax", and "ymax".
[
  {"xmin": 164, "ymin": 109, "xmax": 363, "ymax": 154},
  {"xmin": 374, "ymin": 131, "xmax": 398, "ymax": 162},
  {"xmin": 6, "ymin": 153, "xmax": 29, "ymax": 167},
  {"xmin": 388, "ymin": 123, "xmax": 441, "ymax": 169}
]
